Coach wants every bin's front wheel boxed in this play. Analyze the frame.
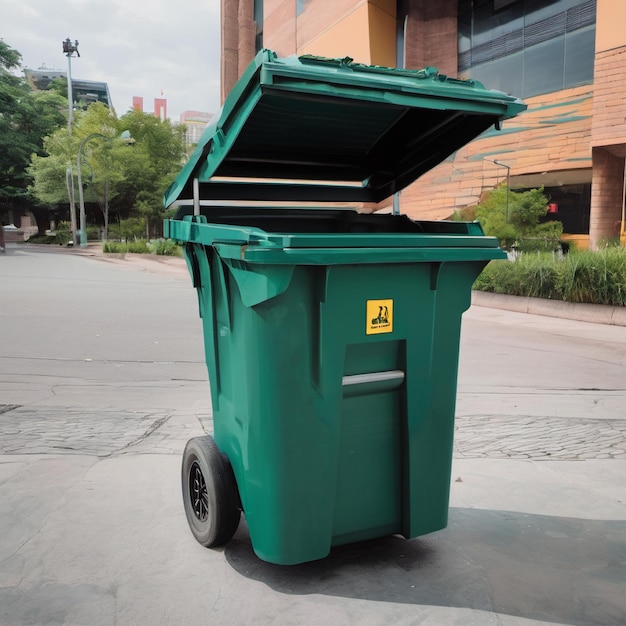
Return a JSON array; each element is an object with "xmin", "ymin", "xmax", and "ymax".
[{"xmin": 181, "ymin": 435, "xmax": 241, "ymax": 548}]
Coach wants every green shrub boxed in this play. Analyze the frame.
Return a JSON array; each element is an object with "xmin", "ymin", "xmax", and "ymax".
[
  {"xmin": 596, "ymin": 236, "xmax": 622, "ymax": 248},
  {"xmin": 51, "ymin": 222, "xmax": 99, "ymax": 245},
  {"xmin": 474, "ymin": 254, "xmax": 560, "ymax": 299},
  {"xmin": 514, "ymin": 221, "xmax": 563, "ymax": 253},
  {"xmin": 557, "ymin": 248, "xmax": 626, "ymax": 305},
  {"xmin": 27, "ymin": 235, "xmax": 56, "ymax": 245},
  {"xmin": 103, "ymin": 241, "xmax": 125, "ymax": 253},
  {"xmin": 54, "ymin": 221, "xmax": 73, "ymax": 246},
  {"xmin": 473, "ymin": 184, "xmax": 564, "ymax": 251},
  {"xmin": 108, "ymin": 217, "xmax": 146, "ymax": 242},
  {"xmin": 451, "ymin": 206, "xmax": 476, "ymax": 221},
  {"xmin": 86, "ymin": 226, "xmax": 101, "ymax": 241},
  {"xmin": 103, "ymin": 238, "xmax": 181, "ymax": 256},
  {"xmin": 127, "ymin": 240, "xmax": 150, "ymax": 253},
  {"xmin": 148, "ymin": 238, "xmax": 181, "ymax": 256},
  {"xmin": 474, "ymin": 247, "xmax": 626, "ymax": 306},
  {"xmin": 103, "ymin": 239, "xmax": 150, "ymax": 254}
]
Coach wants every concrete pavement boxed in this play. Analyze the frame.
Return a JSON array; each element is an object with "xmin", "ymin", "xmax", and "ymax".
[{"xmin": 0, "ymin": 244, "xmax": 624, "ymax": 625}]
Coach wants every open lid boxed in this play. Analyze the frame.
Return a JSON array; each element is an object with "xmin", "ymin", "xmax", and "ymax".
[{"xmin": 164, "ymin": 50, "xmax": 526, "ymax": 208}]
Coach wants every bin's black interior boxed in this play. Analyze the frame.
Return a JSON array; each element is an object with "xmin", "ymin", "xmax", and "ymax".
[
  {"xmin": 173, "ymin": 206, "xmax": 478, "ymax": 235},
  {"xmin": 172, "ymin": 98, "xmax": 503, "ymax": 205}
]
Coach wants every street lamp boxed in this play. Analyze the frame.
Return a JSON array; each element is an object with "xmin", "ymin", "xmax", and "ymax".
[
  {"xmin": 62, "ymin": 38, "xmax": 79, "ymax": 134},
  {"xmin": 76, "ymin": 132, "xmax": 134, "ymax": 246},
  {"xmin": 65, "ymin": 166, "xmax": 78, "ymax": 245},
  {"xmin": 76, "ymin": 133, "xmax": 110, "ymax": 246},
  {"xmin": 485, "ymin": 158, "xmax": 511, "ymax": 222}
]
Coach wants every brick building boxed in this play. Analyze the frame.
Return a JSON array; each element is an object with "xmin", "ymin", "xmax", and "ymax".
[{"xmin": 221, "ymin": 0, "xmax": 625, "ymax": 248}]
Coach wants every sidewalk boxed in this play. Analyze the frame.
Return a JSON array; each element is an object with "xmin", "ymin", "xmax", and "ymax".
[{"xmin": 0, "ymin": 246, "xmax": 624, "ymax": 625}]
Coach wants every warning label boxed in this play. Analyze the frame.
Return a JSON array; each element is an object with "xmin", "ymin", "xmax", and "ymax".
[{"xmin": 366, "ymin": 299, "xmax": 393, "ymax": 335}]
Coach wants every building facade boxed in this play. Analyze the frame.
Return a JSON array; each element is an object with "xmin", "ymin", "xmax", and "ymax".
[
  {"xmin": 179, "ymin": 110, "xmax": 215, "ymax": 146},
  {"xmin": 25, "ymin": 68, "xmax": 112, "ymax": 111},
  {"xmin": 221, "ymin": 0, "xmax": 625, "ymax": 248}
]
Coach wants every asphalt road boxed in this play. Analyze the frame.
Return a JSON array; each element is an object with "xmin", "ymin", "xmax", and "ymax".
[{"xmin": 0, "ymin": 245, "xmax": 624, "ymax": 626}]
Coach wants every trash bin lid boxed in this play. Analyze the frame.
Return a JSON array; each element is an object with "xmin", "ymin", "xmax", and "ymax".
[{"xmin": 164, "ymin": 50, "xmax": 525, "ymax": 207}]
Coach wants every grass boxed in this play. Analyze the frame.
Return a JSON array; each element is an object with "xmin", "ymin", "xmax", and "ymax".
[
  {"xmin": 103, "ymin": 240, "xmax": 150, "ymax": 254},
  {"xmin": 474, "ymin": 247, "xmax": 626, "ymax": 307},
  {"xmin": 102, "ymin": 239, "xmax": 182, "ymax": 256}
]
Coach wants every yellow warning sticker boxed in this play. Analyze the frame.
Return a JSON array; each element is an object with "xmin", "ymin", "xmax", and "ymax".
[{"xmin": 366, "ymin": 299, "xmax": 393, "ymax": 335}]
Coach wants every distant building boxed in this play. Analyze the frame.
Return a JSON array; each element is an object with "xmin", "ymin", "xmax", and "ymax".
[
  {"xmin": 131, "ymin": 95, "xmax": 171, "ymax": 122},
  {"xmin": 180, "ymin": 110, "xmax": 214, "ymax": 145},
  {"xmin": 154, "ymin": 98, "xmax": 167, "ymax": 122},
  {"xmin": 24, "ymin": 68, "xmax": 112, "ymax": 110}
]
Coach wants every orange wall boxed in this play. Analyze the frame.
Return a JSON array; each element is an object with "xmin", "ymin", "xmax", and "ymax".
[
  {"xmin": 596, "ymin": 0, "xmax": 626, "ymax": 52},
  {"xmin": 367, "ymin": 0, "xmax": 396, "ymax": 67},
  {"xmin": 297, "ymin": 0, "xmax": 395, "ymax": 65},
  {"xmin": 296, "ymin": 0, "xmax": 370, "ymax": 52},
  {"xmin": 264, "ymin": 0, "xmax": 297, "ymax": 58},
  {"xmin": 298, "ymin": 3, "xmax": 373, "ymax": 61},
  {"xmin": 394, "ymin": 85, "xmax": 594, "ymax": 221},
  {"xmin": 591, "ymin": 46, "xmax": 626, "ymax": 148}
]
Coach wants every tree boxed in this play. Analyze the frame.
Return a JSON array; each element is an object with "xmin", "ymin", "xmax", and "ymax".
[
  {"xmin": 473, "ymin": 184, "xmax": 562, "ymax": 251},
  {"xmin": 30, "ymin": 103, "xmax": 126, "ymax": 235},
  {"xmin": 29, "ymin": 103, "xmax": 187, "ymax": 238},
  {"xmin": 0, "ymin": 40, "xmax": 67, "ymax": 232},
  {"xmin": 115, "ymin": 109, "xmax": 187, "ymax": 238},
  {"xmin": 508, "ymin": 187, "xmax": 550, "ymax": 231},
  {"xmin": 473, "ymin": 186, "xmax": 518, "ymax": 249}
]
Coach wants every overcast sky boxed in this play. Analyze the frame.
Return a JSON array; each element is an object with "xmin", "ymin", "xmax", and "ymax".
[{"xmin": 2, "ymin": 0, "xmax": 222, "ymax": 122}]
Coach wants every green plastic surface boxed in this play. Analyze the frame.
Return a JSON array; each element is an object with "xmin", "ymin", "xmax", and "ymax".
[
  {"xmin": 164, "ymin": 50, "xmax": 526, "ymax": 206},
  {"xmin": 164, "ymin": 51, "xmax": 524, "ymax": 564},
  {"xmin": 183, "ymin": 240, "xmax": 493, "ymax": 564},
  {"xmin": 173, "ymin": 212, "xmax": 507, "ymax": 564}
]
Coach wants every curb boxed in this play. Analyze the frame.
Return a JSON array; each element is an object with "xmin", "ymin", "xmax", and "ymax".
[{"xmin": 471, "ymin": 291, "xmax": 626, "ymax": 327}]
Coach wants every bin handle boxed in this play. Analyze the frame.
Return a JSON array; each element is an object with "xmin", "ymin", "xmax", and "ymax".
[
  {"xmin": 342, "ymin": 370, "xmax": 405, "ymax": 387},
  {"xmin": 193, "ymin": 178, "xmax": 200, "ymax": 216}
]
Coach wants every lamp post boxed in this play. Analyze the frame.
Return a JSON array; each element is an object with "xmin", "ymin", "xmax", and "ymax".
[
  {"xmin": 76, "ymin": 133, "xmax": 110, "ymax": 246},
  {"xmin": 485, "ymin": 158, "xmax": 511, "ymax": 222},
  {"xmin": 62, "ymin": 38, "xmax": 79, "ymax": 134},
  {"xmin": 76, "ymin": 132, "xmax": 134, "ymax": 246},
  {"xmin": 619, "ymin": 155, "xmax": 626, "ymax": 244},
  {"xmin": 65, "ymin": 166, "xmax": 78, "ymax": 245},
  {"xmin": 494, "ymin": 160, "xmax": 511, "ymax": 223}
]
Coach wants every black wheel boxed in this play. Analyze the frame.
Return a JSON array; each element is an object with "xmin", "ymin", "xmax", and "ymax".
[{"xmin": 181, "ymin": 435, "xmax": 241, "ymax": 547}]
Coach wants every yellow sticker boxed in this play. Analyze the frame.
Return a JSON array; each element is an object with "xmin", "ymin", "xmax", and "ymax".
[{"xmin": 366, "ymin": 299, "xmax": 393, "ymax": 335}]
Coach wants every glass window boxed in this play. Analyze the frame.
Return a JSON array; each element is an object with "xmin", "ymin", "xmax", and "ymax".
[
  {"xmin": 254, "ymin": 0, "xmax": 263, "ymax": 52},
  {"xmin": 458, "ymin": 0, "xmax": 595, "ymax": 99},
  {"xmin": 565, "ymin": 25, "xmax": 595, "ymax": 87},
  {"xmin": 542, "ymin": 183, "xmax": 591, "ymax": 234},
  {"xmin": 473, "ymin": 0, "xmax": 523, "ymax": 46},
  {"xmin": 473, "ymin": 52, "xmax": 524, "ymax": 96},
  {"xmin": 458, "ymin": 0, "xmax": 472, "ymax": 53},
  {"xmin": 525, "ymin": 0, "xmax": 569, "ymax": 26},
  {"xmin": 524, "ymin": 36, "xmax": 565, "ymax": 96}
]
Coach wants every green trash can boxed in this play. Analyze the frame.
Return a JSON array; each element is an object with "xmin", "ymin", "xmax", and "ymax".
[{"xmin": 164, "ymin": 50, "xmax": 525, "ymax": 565}]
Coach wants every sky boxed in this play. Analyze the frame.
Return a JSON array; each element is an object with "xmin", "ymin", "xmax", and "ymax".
[{"xmin": 1, "ymin": 0, "xmax": 222, "ymax": 122}]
